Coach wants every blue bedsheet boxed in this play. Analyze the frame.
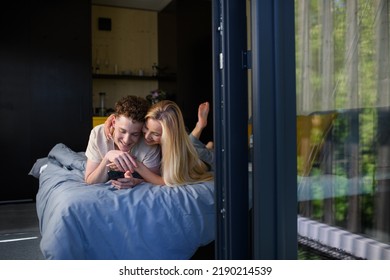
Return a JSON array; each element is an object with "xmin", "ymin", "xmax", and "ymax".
[{"xmin": 33, "ymin": 143, "xmax": 215, "ymax": 260}]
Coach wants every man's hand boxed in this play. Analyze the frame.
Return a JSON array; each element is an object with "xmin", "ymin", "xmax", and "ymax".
[{"xmin": 110, "ymin": 171, "xmax": 144, "ymax": 189}]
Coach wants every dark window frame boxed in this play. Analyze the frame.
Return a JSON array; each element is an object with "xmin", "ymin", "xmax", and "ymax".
[{"xmin": 212, "ymin": 0, "xmax": 297, "ymax": 259}]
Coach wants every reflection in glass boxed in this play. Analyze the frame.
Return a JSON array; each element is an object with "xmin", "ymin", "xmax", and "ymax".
[{"xmin": 295, "ymin": 0, "xmax": 390, "ymax": 258}]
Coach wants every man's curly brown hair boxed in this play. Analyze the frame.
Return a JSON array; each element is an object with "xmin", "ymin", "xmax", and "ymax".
[{"xmin": 114, "ymin": 95, "xmax": 150, "ymax": 122}]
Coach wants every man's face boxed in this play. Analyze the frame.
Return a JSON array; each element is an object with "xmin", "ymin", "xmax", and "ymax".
[{"xmin": 113, "ymin": 115, "xmax": 144, "ymax": 152}]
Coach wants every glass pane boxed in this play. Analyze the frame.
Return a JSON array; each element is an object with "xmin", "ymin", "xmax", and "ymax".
[{"xmin": 295, "ymin": 0, "xmax": 390, "ymax": 259}]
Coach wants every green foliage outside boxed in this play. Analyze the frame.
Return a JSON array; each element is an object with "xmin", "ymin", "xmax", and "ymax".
[{"xmin": 295, "ymin": 0, "xmax": 387, "ymax": 242}]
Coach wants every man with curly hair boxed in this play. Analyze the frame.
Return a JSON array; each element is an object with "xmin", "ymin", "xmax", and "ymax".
[{"xmin": 84, "ymin": 95, "xmax": 161, "ymax": 188}]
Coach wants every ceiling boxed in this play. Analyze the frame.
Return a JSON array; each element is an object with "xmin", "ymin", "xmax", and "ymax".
[{"xmin": 91, "ymin": 0, "xmax": 172, "ymax": 11}]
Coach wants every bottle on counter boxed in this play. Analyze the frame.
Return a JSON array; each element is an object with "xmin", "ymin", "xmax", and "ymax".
[
  {"xmin": 99, "ymin": 92, "xmax": 106, "ymax": 116},
  {"xmin": 152, "ymin": 63, "xmax": 158, "ymax": 76}
]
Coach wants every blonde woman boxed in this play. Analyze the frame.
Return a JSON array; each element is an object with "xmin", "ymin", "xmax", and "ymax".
[{"xmin": 108, "ymin": 100, "xmax": 213, "ymax": 186}]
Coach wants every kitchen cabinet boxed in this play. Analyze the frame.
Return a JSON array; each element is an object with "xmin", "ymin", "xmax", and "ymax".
[{"xmin": 93, "ymin": 116, "xmax": 108, "ymax": 127}]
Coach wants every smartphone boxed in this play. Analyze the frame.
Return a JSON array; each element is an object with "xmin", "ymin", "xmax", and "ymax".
[
  {"xmin": 107, "ymin": 170, "xmax": 125, "ymax": 180},
  {"xmin": 108, "ymin": 170, "xmax": 143, "ymax": 180},
  {"xmin": 131, "ymin": 172, "xmax": 143, "ymax": 179}
]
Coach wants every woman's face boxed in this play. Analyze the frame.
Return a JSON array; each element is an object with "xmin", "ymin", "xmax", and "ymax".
[
  {"xmin": 113, "ymin": 115, "xmax": 144, "ymax": 152},
  {"xmin": 143, "ymin": 118, "xmax": 162, "ymax": 146}
]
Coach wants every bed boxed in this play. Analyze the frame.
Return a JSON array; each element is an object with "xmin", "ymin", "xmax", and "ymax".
[{"xmin": 29, "ymin": 143, "xmax": 215, "ymax": 260}]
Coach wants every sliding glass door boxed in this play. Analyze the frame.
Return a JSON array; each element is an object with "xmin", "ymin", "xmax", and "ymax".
[
  {"xmin": 213, "ymin": 0, "xmax": 390, "ymax": 260},
  {"xmin": 212, "ymin": 0, "xmax": 297, "ymax": 259},
  {"xmin": 295, "ymin": 0, "xmax": 390, "ymax": 259}
]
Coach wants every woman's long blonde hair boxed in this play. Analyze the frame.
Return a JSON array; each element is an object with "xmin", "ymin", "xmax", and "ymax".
[{"xmin": 145, "ymin": 100, "xmax": 213, "ymax": 186}]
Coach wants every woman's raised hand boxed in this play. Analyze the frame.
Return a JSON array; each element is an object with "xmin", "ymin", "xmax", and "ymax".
[{"xmin": 104, "ymin": 114, "xmax": 115, "ymax": 140}]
